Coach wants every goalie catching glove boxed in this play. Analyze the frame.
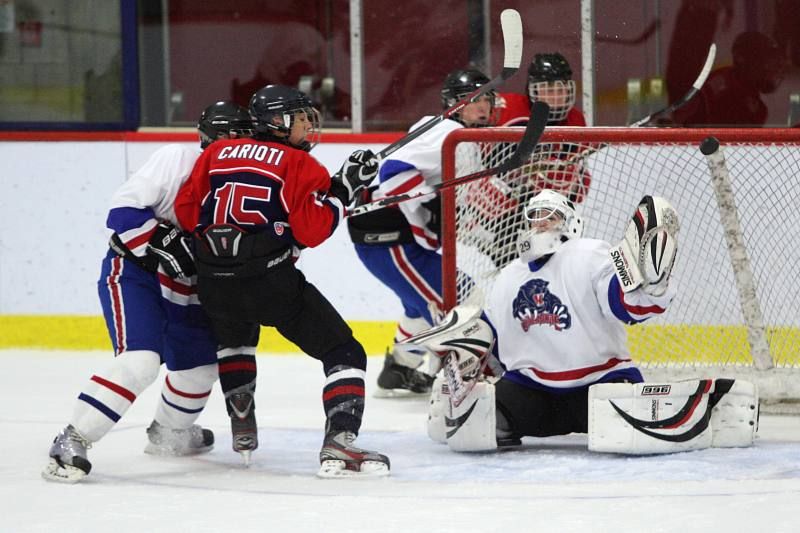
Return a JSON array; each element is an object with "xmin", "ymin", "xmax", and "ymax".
[
  {"xmin": 610, "ymin": 195, "xmax": 679, "ymax": 296},
  {"xmin": 330, "ymin": 149, "xmax": 379, "ymax": 205},
  {"xmin": 147, "ymin": 221, "xmax": 196, "ymax": 279}
]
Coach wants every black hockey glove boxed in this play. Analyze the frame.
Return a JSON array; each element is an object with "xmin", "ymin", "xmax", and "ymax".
[
  {"xmin": 330, "ymin": 149, "xmax": 379, "ymax": 205},
  {"xmin": 147, "ymin": 221, "xmax": 196, "ymax": 279}
]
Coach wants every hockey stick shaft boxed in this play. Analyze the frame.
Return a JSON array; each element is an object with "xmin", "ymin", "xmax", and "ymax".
[
  {"xmin": 536, "ymin": 43, "xmax": 719, "ymax": 174},
  {"xmin": 376, "ymin": 9, "xmax": 523, "ymax": 162},
  {"xmin": 348, "ymin": 101, "xmax": 549, "ymax": 218},
  {"xmin": 630, "ymin": 43, "xmax": 716, "ymax": 127}
]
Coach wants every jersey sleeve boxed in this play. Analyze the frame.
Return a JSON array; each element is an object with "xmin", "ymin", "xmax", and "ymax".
[
  {"xmin": 282, "ymin": 153, "xmax": 345, "ymax": 248},
  {"xmin": 591, "ymin": 244, "xmax": 676, "ymax": 324},
  {"xmin": 106, "ymin": 144, "xmax": 191, "ymax": 256}
]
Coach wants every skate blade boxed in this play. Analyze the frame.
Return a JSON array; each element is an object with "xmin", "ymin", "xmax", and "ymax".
[
  {"xmin": 238, "ymin": 449, "xmax": 252, "ymax": 467},
  {"xmin": 316, "ymin": 459, "xmax": 390, "ymax": 479},
  {"xmin": 373, "ymin": 387, "xmax": 430, "ymax": 399},
  {"xmin": 144, "ymin": 442, "xmax": 214, "ymax": 456},
  {"xmin": 41, "ymin": 459, "xmax": 88, "ymax": 484}
]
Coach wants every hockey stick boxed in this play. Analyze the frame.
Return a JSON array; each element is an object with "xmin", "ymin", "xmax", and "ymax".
[
  {"xmin": 376, "ymin": 8, "xmax": 523, "ymax": 162},
  {"xmin": 526, "ymin": 42, "xmax": 719, "ymax": 177},
  {"xmin": 348, "ymin": 101, "xmax": 550, "ymax": 218},
  {"xmin": 630, "ymin": 43, "xmax": 716, "ymax": 127}
]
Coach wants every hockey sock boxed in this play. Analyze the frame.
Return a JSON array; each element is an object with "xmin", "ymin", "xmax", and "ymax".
[
  {"xmin": 217, "ymin": 345, "xmax": 257, "ymax": 397},
  {"xmin": 71, "ymin": 350, "xmax": 161, "ymax": 443},
  {"xmin": 153, "ymin": 363, "xmax": 216, "ymax": 430},
  {"xmin": 322, "ymin": 338, "xmax": 367, "ymax": 434}
]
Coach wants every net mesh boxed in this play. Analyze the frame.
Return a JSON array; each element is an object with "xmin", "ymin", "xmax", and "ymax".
[{"xmin": 442, "ymin": 128, "xmax": 800, "ymax": 406}]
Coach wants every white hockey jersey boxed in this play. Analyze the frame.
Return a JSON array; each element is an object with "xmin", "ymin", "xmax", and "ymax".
[
  {"xmin": 376, "ymin": 117, "xmax": 482, "ymax": 250},
  {"xmin": 484, "ymin": 238, "xmax": 675, "ymax": 391},
  {"xmin": 106, "ymin": 143, "xmax": 202, "ymax": 306}
]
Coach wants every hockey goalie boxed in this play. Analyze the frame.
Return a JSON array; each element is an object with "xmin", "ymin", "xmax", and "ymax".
[{"xmin": 402, "ymin": 190, "xmax": 758, "ymax": 454}]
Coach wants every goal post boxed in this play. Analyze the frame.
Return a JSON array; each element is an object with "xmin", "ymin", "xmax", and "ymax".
[{"xmin": 441, "ymin": 127, "xmax": 800, "ymax": 409}]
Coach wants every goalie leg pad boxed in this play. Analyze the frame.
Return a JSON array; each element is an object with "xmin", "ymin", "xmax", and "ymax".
[
  {"xmin": 426, "ymin": 375, "xmax": 449, "ymax": 444},
  {"xmin": 709, "ymin": 379, "xmax": 759, "ymax": 448},
  {"xmin": 588, "ymin": 379, "xmax": 757, "ymax": 455},
  {"xmin": 445, "ymin": 381, "xmax": 497, "ymax": 452}
]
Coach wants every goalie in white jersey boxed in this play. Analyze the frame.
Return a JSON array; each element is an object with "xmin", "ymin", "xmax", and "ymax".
[{"xmin": 412, "ymin": 189, "xmax": 758, "ymax": 455}]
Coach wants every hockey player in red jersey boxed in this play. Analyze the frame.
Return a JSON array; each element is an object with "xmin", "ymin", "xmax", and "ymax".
[
  {"xmin": 43, "ymin": 101, "xmax": 254, "ymax": 483},
  {"xmin": 175, "ymin": 85, "xmax": 390, "ymax": 477},
  {"xmin": 496, "ymin": 53, "xmax": 586, "ymax": 127},
  {"xmin": 673, "ymin": 31, "xmax": 787, "ymax": 126}
]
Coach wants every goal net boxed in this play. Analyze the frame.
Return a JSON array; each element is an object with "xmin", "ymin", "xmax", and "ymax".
[{"xmin": 441, "ymin": 127, "xmax": 800, "ymax": 410}]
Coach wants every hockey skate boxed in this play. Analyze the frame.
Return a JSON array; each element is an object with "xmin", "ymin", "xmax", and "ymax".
[
  {"xmin": 226, "ymin": 390, "xmax": 258, "ymax": 465},
  {"xmin": 144, "ymin": 420, "xmax": 214, "ymax": 456},
  {"xmin": 317, "ymin": 429, "xmax": 390, "ymax": 478},
  {"xmin": 41, "ymin": 425, "xmax": 92, "ymax": 483},
  {"xmin": 374, "ymin": 352, "xmax": 435, "ymax": 398}
]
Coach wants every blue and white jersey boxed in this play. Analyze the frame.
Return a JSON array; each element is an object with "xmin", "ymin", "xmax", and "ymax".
[
  {"xmin": 105, "ymin": 143, "xmax": 202, "ymax": 306},
  {"xmin": 375, "ymin": 117, "xmax": 481, "ymax": 250},
  {"xmin": 485, "ymin": 238, "xmax": 675, "ymax": 391}
]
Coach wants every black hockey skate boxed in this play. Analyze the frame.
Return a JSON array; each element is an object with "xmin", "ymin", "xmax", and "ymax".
[
  {"xmin": 375, "ymin": 352, "xmax": 435, "ymax": 398},
  {"xmin": 42, "ymin": 425, "xmax": 92, "ymax": 483},
  {"xmin": 144, "ymin": 420, "xmax": 214, "ymax": 456},
  {"xmin": 317, "ymin": 429, "xmax": 390, "ymax": 478},
  {"xmin": 226, "ymin": 390, "xmax": 258, "ymax": 465}
]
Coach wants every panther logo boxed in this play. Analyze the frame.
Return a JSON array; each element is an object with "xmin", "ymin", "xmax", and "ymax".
[{"xmin": 511, "ymin": 278, "xmax": 571, "ymax": 332}]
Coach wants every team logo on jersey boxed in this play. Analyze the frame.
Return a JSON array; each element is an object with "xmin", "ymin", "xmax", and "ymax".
[
  {"xmin": 511, "ymin": 278, "xmax": 571, "ymax": 332},
  {"xmin": 274, "ymin": 221, "xmax": 287, "ymax": 236}
]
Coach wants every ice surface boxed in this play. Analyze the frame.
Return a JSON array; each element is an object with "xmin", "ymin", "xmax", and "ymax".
[{"xmin": 2, "ymin": 350, "xmax": 799, "ymax": 532}]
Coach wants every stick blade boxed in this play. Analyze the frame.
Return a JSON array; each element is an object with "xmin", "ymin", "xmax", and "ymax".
[
  {"xmin": 500, "ymin": 9, "xmax": 523, "ymax": 70},
  {"xmin": 502, "ymin": 101, "xmax": 549, "ymax": 169}
]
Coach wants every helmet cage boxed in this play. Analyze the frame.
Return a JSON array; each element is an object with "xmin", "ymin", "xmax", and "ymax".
[
  {"xmin": 517, "ymin": 189, "xmax": 583, "ymax": 262},
  {"xmin": 528, "ymin": 79, "xmax": 576, "ymax": 123},
  {"xmin": 250, "ymin": 87, "xmax": 322, "ymax": 151}
]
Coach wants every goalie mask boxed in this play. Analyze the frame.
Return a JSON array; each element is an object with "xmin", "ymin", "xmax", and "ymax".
[
  {"xmin": 249, "ymin": 85, "xmax": 321, "ymax": 151},
  {"xmin": 517, "ymin": 189, "xmax": 583, "ymax": 263},
  {"xmin": 527, "ymin": 53, "xmax": 576, "ymax": 124}
]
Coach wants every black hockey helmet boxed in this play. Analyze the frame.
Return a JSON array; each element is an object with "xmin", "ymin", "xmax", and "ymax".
[
  {"xmin": 527, "ymin": 53, "xmax": 576, "ymax": 123},
  {"xmin": 197, "ymin": 101, "xmax": 254, "ymax": 149},
  {"xmin": 528, "ymin": 53, "xmax": 573, "ymax": 83},
  {"xmin": 249, "ymin": 84, "xmax": 321, "ymax": 151},
  {"xmin": 440, "ymin": 68, "xmax": 493, "ymax": 109}
]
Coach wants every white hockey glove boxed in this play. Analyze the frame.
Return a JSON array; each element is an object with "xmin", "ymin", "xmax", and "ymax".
[
  {"xmin": 330, "ymin": 149, "xmax": 379, "ymax": 205},
  {"xmin": 147, "ymin": 221, "xmax": 196, "ymax": 279},
  {"xmin": 610, "ymin": 196, "xmax": 679, "ymax": 296}
]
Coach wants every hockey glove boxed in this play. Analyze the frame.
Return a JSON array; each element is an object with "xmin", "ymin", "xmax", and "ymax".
[
  {"xmin": 330, "ymin": 149, "xmax": 379, "ymax": 205},
  {"xmin": 610, "ymin": 196, "xmax": 679, "ymax": 296},
  {"xmin": 147, "ymin": 221, "xmax": 196, "ymax": 279}
]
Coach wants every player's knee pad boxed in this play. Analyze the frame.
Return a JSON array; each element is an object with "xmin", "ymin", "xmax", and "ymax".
[
  {"xmin": 588, "ymin": 378, "xmax": 758, "ymax": 455},
  {"xmin": 109, "ymin": 349, "xmax": 162, "ymax": 393},
  {"xmin": 446, "ymin": 380, "xmax": 497, "ymax": 452},
  {"xmin": 322, "ymin": 337, "xmax": 367, "ymax": 374},
  {"xmin": 427, "ymin": 375, "xmax": 449, "ymax": 444}
]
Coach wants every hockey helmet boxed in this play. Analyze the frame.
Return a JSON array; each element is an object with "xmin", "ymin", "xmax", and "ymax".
[
  {"xmin": 517, "ymin": 189, "xmax": 583, "ymax": 263},
  {"xmin": 249, "ymin": 85, "xmax": 321, "ymax": 151},
  {"xmin": 440, "ymin": 69, "xmax": 495, "ymax": 127},
  {"xmin": 197, "ymin": 101, "xmax": 254, "ymax": 149},
  {"xmin": 527, "ymin": 53, "xmax": 576, "ymax": 123}
]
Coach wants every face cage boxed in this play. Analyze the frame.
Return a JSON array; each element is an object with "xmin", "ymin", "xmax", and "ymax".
[
  {"xmin": 528, "ymin": 80, "xmax": 576, "ymax": 123},
  {"xmin": 524, "ymin": 207, "xmax": 567, "ymax": 234},
  {"xmin": 275, "ymin": 105, "xmax": 322, "ymax": 151}
]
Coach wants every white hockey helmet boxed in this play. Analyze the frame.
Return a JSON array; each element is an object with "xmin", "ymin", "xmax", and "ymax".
[{"xmin": 517, "ymin": 189, "xmax": 583, "ymax": 263}]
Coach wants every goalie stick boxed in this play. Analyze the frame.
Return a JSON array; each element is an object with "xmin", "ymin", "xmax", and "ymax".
[
  {"xmin": 348, "ymin": 101, "xmax": 550, "ymax": 218},
  {"xmin": 376, "ymin": 8, "xmax": 523, "ymax": 162}
]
